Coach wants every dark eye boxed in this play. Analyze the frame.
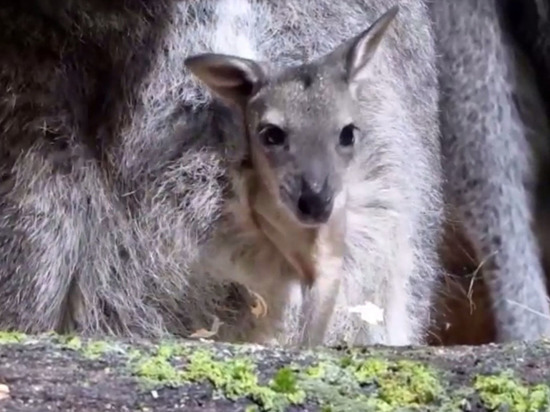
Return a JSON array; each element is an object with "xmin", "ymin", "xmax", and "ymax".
[
  {"xmin": 259, "ymin": 124, "xmax": 287, "ymax": 146},
  {"xmin": 339, "ymin": 124, "xmax": 357, "ymax": 147}
]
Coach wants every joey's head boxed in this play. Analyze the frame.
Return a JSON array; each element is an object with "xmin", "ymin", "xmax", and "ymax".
[{"xmin": 185, "ymin": 6, "xmax": 398, "ymax": 227}]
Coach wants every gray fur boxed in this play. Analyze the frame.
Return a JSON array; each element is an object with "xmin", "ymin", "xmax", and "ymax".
[
  {"xmin": 429, "ymin": 0, "xmax": 550, "ymax": 342},
  {"xmin": 501, "ymin": 0, "xmax": 550, "ymax": 277},
  {"xmin": 501, "ymin": 0, "xmax": 550, "ymax": 119},
  {"xmin": 0, "ymin": 0, "xmax": 442, "ymax": 346}
]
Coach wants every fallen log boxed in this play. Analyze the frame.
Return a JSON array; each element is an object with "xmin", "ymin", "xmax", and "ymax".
[{"xmin": 0, "ymin": 333, "xmax": 549, "ymax": 411}]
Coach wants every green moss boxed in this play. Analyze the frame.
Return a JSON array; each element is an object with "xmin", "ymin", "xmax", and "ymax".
[
  {"xmin": 128, "ymin": 348, "xmax": 143, "ymax": 360},
  {"xmin": 270, "ymin": 366, "xmax": 306, "ymax": 404},
  {"xmin": 135, "ymin": 354, "xmax": 181, "ymax": 384},
  {"xmin": 65, "ymin": 336, "xmax": 83, "ymax": 350},
  {"xmin": 296, "ymin": 354, "xmax": 444, "ymax": 412},
  {"xmin": 82, "ymin": 340, "xmax": 112, "ymax": 359},
  {"xmin": 353, "ymin": 357, "xmax": 389, "ymax": 380},
  {"xmin": 271, "ymin": 367, "xmax": 299, "ymax": 394},
  {"xmin": 0, "ymin": 331, "xmax": 27, "ymax": 344},
  {"xmin": 305, "ymin": 363, "xmax": 326, "ymax": 379},
  {"xmin": 298, "ymin": 360, "xmax": 383, "ymax": 411},
  {"xmin": 474, "ymin": 372, "xmax": 550, "ymax": 412},
  {"xmin": 354, "ymin": 358, "xmax": 442, "ymax": 406},
  {"xmin": 132, "ymin": 343, "xmax": 187, "ymax": 386},
  {"xmin": 53, "ymin": 334, "xmax": 116, "ymax": 360},
  {"xmin": 52, "ymin": 333, "xmax": 82, "ymax": 350},
  {"xmin": 182, "ymin": 350, "xmax": 305, "ymax": 411}
]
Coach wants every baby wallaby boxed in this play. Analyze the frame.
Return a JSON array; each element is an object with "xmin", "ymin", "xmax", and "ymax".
[{"xmin": 185, "ymin": 5, "xmax": 441, "ymax": 346}]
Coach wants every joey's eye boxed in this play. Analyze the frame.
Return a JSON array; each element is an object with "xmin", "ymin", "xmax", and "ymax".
[
  {"xmin": 339, "ymin": 124, "xmax": 357, "ymax": 147},
  {"xmin": 259, "ymin": 124, "xmax": 287, "ymax": 146}
]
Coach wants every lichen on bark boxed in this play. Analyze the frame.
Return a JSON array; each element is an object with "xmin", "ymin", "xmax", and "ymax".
[{"xmin": 0, "ymin": 333, "xmax": 549, "ymax": 411}]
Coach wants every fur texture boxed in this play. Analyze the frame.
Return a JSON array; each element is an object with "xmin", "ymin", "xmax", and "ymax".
[
  {"xmin": 429, "ymin": 0, "xmax": 550, "ymax": 342},
  {"xmin": 500, "ymin": 0, "xmax": 550, "ymax": 278},
  {"xmin": 501, "ymin": 0, "xmax": 550, "ymax": 119},
  {"xmin": 0, "ymin": 0, "xmax": 442, "ymax": 346}
]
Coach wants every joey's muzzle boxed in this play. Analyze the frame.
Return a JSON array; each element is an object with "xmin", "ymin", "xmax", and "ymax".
[{"xmin": 296, "ymin": 177, "xmax": 334, "ymax": 224}]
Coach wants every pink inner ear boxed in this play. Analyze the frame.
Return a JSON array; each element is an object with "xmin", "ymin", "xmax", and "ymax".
[
  {"xmin": 207, "ymin": 66, "xmax": 248, "ymax": 88},
  {"xmin": 353, "ymin": 37, "xmax": 371, "ymax": 66},
  {"xmin": 347, "ymin": 37, "xmax": 372, "ymax": 82}
]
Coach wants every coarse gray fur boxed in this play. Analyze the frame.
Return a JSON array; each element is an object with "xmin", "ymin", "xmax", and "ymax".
[
  {"xmin": 501, "ymin": 0, "xmax": 550, "ymax": 119},
  {"xmin": 500, "ymin": 0, "xmax": 550, "ymax": 277},
  {"xmin": 0, "ymin": 0, "xmax": 442, "ymax": 346},
  {"xmin": 428, "ymin": 0, "xmax": 550, "ymax": 342}
]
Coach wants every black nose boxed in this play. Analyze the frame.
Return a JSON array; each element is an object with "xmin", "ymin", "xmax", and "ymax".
[{"xmin": 297, "ymin": 178, "xmax": 333, "ymax": 223}]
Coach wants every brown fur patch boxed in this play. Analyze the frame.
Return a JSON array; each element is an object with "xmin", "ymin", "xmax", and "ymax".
[{"xmin": 428, "ymin": 213, "xmax": 497, "ymax": 346}]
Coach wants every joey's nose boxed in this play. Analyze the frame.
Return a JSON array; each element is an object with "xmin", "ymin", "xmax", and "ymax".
[{"xmin": 297, "ymin": 177, "xmax": 333, "ymax": 223}]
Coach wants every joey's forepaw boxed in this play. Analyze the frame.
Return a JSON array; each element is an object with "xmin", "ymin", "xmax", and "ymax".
[
  {"xmin": 189, "ymin": 316, "xmax": 223, "ymax": 339},
  {"xmin": 247, "ymin": 288, "xmax": 268, "ymax": 318}
]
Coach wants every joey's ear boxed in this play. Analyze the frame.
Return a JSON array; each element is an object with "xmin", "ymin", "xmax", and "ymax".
[
  {"xmin": 184, "ymin": 53, "xmax": 266, "ymax": 106},
  {"xmin": 345, "ymin": 5, "xmax": 399, "ymax": 84}
]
